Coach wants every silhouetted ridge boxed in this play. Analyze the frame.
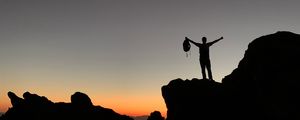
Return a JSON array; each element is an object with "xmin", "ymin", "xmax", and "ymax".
[
  {"xmin": 0, "ymin": 91, "xmax": 133, "ymax": 120},
  {"xmin": 162, "ymin": 31, "xmax": 300, "ymax": 120}
]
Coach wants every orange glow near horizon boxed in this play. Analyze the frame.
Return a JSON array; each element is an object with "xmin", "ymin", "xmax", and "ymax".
[
  {"xmin": 0, "ymin": 102, "xmax": 10, "ymax": 113},
  {"xmin": 92, "ymin": 95, "xmax": 167, "ymax": 117}
]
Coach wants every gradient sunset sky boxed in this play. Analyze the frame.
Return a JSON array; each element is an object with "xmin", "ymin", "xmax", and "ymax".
[{"xmin": 1, "ymin": 0, "xmax": 300, "ymax": 117}]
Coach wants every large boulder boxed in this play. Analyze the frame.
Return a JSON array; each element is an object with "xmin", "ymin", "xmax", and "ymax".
[{"xmin": 222, "ymin": 31, "xmax": 300, "ymax": 119}]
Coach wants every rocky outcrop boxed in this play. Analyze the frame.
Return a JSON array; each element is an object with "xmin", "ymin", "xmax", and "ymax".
[
  {"xmin": 0, "ymin": 91, "xmax": 133, "ymax": 120},
  {"xmin": 162, "ymin": 79, "xmax": 224, "ymax": 120},
  {"xmin": 7, "ymin": 92, "xmax": 24, "ymax": 107},
  {"xmin": 147, "ymin": 111, "xmax": 165, "ymax": 120},
  {"xmin": 162, "ymin": 31, "xmax": 300, "ymax": 120},
  {"xmin": 71, "ymin": 92, "xmax": 93, "ymax": 109}
]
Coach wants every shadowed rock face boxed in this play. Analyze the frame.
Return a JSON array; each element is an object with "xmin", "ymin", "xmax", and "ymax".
[
  {"xmin": 222, "ymin": 31, "xmax": 300, "ymax": 120},
  {"xmin": 162, "ymin": 31, "xmax": 300, "ymax": 120},
  {"xmin": 0, "ymin": 92, "xmax": 133, "ymax": 120}
]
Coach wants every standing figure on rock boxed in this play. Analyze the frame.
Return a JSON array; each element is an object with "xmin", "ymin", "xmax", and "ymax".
[{"xmin": 185, "ymin": 36, "xmax": 223, "ymax": 80}]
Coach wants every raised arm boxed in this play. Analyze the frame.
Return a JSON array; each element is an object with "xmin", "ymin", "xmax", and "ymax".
[
  {"xmin": 185, "ymin": 37, "xmax": 200, "ymax": 47},
  {"xmin": 208, "ymin": 37, "xmax": 223, "ymax": 46}
]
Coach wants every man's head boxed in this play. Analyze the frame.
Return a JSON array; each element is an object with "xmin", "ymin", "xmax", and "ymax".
[{"xmin": 202, "ymin": 37, "xmax": 207, "ymax": 43}]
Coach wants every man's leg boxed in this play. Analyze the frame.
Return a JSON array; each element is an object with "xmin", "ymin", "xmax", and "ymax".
[
  {"xmin": 207, "ymin": 60, "xmax": 213, "ymax": 80},
  {"xmin": 200, "ymin": 59, "xmax": 206, "ymax": 79}
]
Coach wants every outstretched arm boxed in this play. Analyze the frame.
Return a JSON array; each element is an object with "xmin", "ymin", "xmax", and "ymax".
[
  {"xmin": 185, "ymin": 37, "xmax": 200, "ymax": 47},
  {"xmin": 209, "ymin": 37, "xmax": 223, "ymax": 46}
]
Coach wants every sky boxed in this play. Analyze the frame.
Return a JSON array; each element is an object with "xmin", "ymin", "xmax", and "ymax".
[{"xmin": 1, "ymin": 0, "xmax": 300, "ymax": 117}]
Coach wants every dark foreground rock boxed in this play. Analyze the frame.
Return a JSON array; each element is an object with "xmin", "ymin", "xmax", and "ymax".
[
  {"xmin": 0, "ymin": 91, "xmax": 133, "ymax": 120},
  {"xmin": 162, "ymin": 31, "xmax": 300, "ymax": 120}
]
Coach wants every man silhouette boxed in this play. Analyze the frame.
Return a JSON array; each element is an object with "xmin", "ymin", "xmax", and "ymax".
[{"xmin": 186, "ymin": 36, "xmax": 223, "ymax": 80}]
